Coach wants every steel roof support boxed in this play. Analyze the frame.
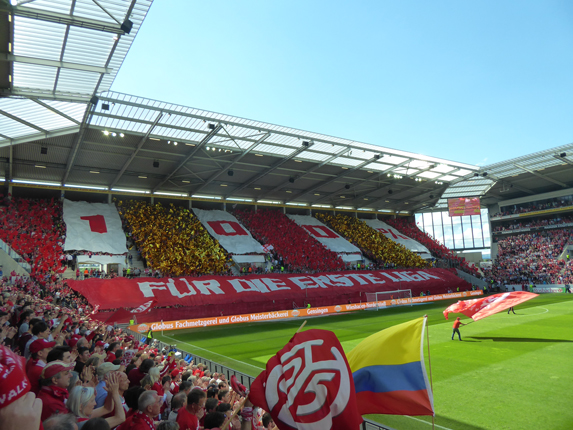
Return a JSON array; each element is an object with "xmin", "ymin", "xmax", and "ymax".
[
  {"xmin": 513, "ymin": 163, "xmax": 568, "ymax": 188},
  {"xmin": 1, "ymin": 54, "xmax": 112, "ymax": 74},
  {"xmin": 0, "ymin": 107, "xmax": 47, "ymax": 134},
  {"xmin": 8, "ymin": 5, "xmax": 126, "ymax": 34},
  {"xmin": 62, "ymin": 100, "xmax": 96, "ymax": 184},
  {"xmin": 553, "ymin": 154, "xmax": 573, "ymax": 166},
  {"xmin": 0, "ymin": 88, "xmax": 92, "ymax": 103},
  {"xmin": 192, "ymin": 132, "xmax": 270, "ymax": 194},
  {"xmin": 8, "ymin": 144, "xmax": 13, "ymax": 183},
  {"xmin": 228, "ymin": 142, "xmax": 312, "ymax": 197},
  {"xmin": 0, "ymin": 126, "xmax": 79, "ymax": 148},
  {"xmin": 312, "ymin": 158, "xmax": 413, "ymax": 204},
  {"xmin": 109, "ymin": 111, "xmax": 163, "ymax": 189},
  {"xmin": 261, "ymin": 147, "xmax": 350, "ymax": 198},
  {"xmin": 287, "ymin": 154, "xmax": 383, "ymax": 202},
  {"xmin": 378, "ymin": 184, "xmax": 449, "ymax": 208},
  {"xmin": 152, "ymin": 124, "xmax": 222, "ymax": 192},
  {"xmin": 31, "ymin": 99, "xmax": 81, "ymax": 125}
]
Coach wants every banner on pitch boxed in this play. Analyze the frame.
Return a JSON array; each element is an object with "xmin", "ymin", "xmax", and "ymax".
[
  {"xmin": 67, "ymin": 268, "xmax": 469, "ymax": 310},
  {"xmin": 363, "ymin": 219, "xmax": 432, "ymax": 258},
  {"xmin": 193, "ymin": 208, "xmax": 264, "ymax": 255},
  {"xmin": 129, "ymin": 290, "xmax": 483, "ymax": 333},
  {"xmin": 287, "ymin": 215, "xmax": 361, "ymax": 254},
  {"xmin": 443, "ymin": 291, "xmax": 538, "ymax": 321},
  {"xmin": 63, "ymin": 199, "xmax": 128, "ymax": 254}
]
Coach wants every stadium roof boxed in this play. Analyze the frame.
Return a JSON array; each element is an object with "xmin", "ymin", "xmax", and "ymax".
[{"xmin": 0, "ymin": 0, "xmax": 572, "ymax": 214}]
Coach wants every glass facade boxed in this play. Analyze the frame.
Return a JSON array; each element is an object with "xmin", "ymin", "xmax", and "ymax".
[{"xmin": 415, "ymin": 208, "xmax": 491, "ymax": 251}]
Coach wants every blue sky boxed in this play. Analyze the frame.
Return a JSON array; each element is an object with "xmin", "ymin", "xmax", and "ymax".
[{"xmin": 112, "ymin": 1, "xmax": 573, "ymax": 167}]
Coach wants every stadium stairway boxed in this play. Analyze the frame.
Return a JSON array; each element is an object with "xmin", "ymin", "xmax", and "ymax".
[
  {"xmin": 559, "ymin": 244, "xmax": 573, "ymax": 261},
  {"xmin": 127, "ymin": 248, "xmax": 145, "ymax": 271},
  {"xmin": 0, "ymin": 240, "xmax": 31, "ymax": 276},
  {"xmin": 456, "ymin": 268, "xmax": 487, "ymax": 289},
  {"xmin": 62, "ymin": 267, "xmax": 75, "ymax": 279}
]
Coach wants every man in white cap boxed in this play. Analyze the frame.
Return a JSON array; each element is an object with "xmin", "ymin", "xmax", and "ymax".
[
  {"xmin": 37, "ymin": 360, "xmax": 75, "ymax": 421},
  {"xmin": 95, "ymin": 361, "xmax": 121, "ymax": 408}
]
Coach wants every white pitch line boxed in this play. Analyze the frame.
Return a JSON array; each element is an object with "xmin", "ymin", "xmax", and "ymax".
[
  {"xmin": 511, "ymin": 307, "xmax": 549, "ymax": 317},
  {"xmin": 162, "ymin": 334, "xmax": 264, "ymax": 371},
  {"xmin": 403, "ymin": 415, "xmax": 455, "ymax": 430}
]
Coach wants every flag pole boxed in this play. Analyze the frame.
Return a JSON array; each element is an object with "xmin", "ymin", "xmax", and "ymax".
[
  {"xmin": 296, "ymin": 320, "xmax": 307, "ymax": 333},
  {"xmin": 424, "ymin": 315, "xmax": 435, "ymax": 430}
]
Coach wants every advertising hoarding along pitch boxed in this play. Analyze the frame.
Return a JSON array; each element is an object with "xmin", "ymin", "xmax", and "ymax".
[{"xmin": 129, "ymin": 290, "xmax": 484, "ymax": 333}]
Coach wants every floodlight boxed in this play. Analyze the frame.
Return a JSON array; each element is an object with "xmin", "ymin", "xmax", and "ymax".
[{"xmin": 121, "ymin": 19, "xmax": 133, "ymax": 34}]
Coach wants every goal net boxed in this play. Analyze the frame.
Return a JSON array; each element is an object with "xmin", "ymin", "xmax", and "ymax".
[{"xmin": 364, "ymin": 289, "xmax": 413, "ymax": 310}]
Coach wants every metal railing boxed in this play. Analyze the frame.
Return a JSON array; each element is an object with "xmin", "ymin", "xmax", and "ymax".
[
  {"xmin": 129, "ymin": 330, "xmax": 394, "ymax": 430},
  {"xmin": 0, "ymin": 238, "xmax": 31, "ymax": 273}
]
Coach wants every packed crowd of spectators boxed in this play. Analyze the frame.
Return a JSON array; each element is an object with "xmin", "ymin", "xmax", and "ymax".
[
  {"xmin": 117, "ymin": 201, "xmax": 231, "ymax": 277},
  {"xmin": 490, "ymin": 197, "xmax": 573, "ymax": 218},
  {"xmin": 0, "ymin": 282, "xmax": 276, "ymax": 430},
  {"xmin": 234, "ymin": 209, "xmax": 346, "ymax": 273},
  {"xmin": 384, "ymin": 217, "xmax": 481, "ymax": 277},
  {"xmin": 315, "ymin": 214, "xmax": 428, "ymax": 269},
  {"xmin": 482, "ymin": 229, "xmax": 573, "ymax": 285},
  {"xmin": 492, "ymin": 216, "xmax": 573, "ymax": 232},
  {"xmin": 0, "ymin": 196, "xmax": 67, "ymax": 279}
]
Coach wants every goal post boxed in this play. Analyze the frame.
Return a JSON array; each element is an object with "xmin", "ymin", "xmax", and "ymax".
[{"xmin": 364, "ymin": 289, "xmax": 413, "ymax": 310}]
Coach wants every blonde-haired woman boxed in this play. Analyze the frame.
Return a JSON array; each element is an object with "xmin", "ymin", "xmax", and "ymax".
[{"xmin": 68, "ymin": 372, "xmax": 126, "ymax": 428}]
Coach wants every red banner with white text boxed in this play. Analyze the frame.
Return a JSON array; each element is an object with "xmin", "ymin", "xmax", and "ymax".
[{"xmin": 67, "ymin": 268, "xmax": 470, "ymax": 313}]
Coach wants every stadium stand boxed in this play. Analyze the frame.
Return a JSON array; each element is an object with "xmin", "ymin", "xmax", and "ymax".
[
  {"xmin": 492, "ymin": 215, "xmax": 573, "ymax": 232},
  {"xmin": 490, "ymin": 196, "xmax": 573, "ymax": 218},
  {"xmin": 483, "ymin": 229, "xmax": 573, "ymax": 285},
  {"xmin": 0, "ymin": 281, "xmax": 261, "ymax": 429},
  {"xmin": 314, "ymin": 213, "xmax": 428, "ymax": 269},
  {"xmin": 117, "ymin": 201, "xmax": 231, "ymax": 277},
  {"xmin": 384, "ymin": 217, "xmax": 481, "ymax": 277},
  {"xmin": 233, "ymin": 208, "xmax": 345, "ymax": 273},
  {"xmin": 0, "ymin": 197, "xmax": 66, "ymax": 280}
]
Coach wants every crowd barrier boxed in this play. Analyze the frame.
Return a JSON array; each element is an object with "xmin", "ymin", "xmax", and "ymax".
[
  {"xmin": 126, "ymin": 330, "xmax": 395, "ymax": 430},
  {"xmin": 129, "ymin": 290, "xmax": 484, "ymax": 333}
]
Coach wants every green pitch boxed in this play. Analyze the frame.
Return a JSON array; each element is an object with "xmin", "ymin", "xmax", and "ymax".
[{"xmin": 155, "ymin": 294, "xmax": 573, "ymax": 430}]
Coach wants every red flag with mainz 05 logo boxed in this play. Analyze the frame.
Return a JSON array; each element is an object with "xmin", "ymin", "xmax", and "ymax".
[{"xmin": 249, "ymin": 329, "xmax": 362, "ymax": 430}]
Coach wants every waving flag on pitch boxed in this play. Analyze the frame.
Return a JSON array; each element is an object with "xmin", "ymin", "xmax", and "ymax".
[
  {"xmin": 346, "ymin": 316, "xmax": 434, "ymax": 416},
  {"xmin": 443, "ymin": 291, "xmax": 538, "ymax": 321},
  {"xmin": 249, "ymin": 329, "xmax": 362, "ymax": 430}
]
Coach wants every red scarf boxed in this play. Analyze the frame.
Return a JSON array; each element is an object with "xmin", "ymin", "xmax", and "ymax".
[
  {"xmin": 42, "ymin": 385, "xmax": 69, "ymax": 401},
  {"xmin": 129, "ymin": 411, "xmax": 155, "ymax": 430}
]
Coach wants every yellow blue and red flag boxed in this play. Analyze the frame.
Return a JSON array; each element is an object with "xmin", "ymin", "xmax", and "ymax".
[{"xmin": 346, "ymin": 316, "xmax": 434, "ymax": 416}]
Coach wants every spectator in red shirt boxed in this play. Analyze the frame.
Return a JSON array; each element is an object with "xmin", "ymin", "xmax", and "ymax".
[
  {"xmin": 177, "ymin": 389, "xmax": 206, "ymax": 430},
  {"xmin": 26, "ymin": 338, "xmax": 56, "ymax": 394},
  {"xmin": 105, "ymin": 342, "xmax": 121, "ymax": 363},
  {"xmin": 118, "ymin": 390, "xmax": 162, "ymax": 430},
  {"xmin": 452, "ymin": 317, "xmax": 466, "ymax": 341},
  {"xmin": 37, "ymin": 360, "xmax": 75, "ymax": 421},
  {"xmin": 128, "ymin": 358, "xmax": 154, "ymax": 388}
]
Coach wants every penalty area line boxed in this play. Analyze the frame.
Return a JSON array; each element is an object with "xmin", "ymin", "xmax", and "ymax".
[{"xmin": 162, "ymin": 334, "xmax": 264, "ymax": 372}]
